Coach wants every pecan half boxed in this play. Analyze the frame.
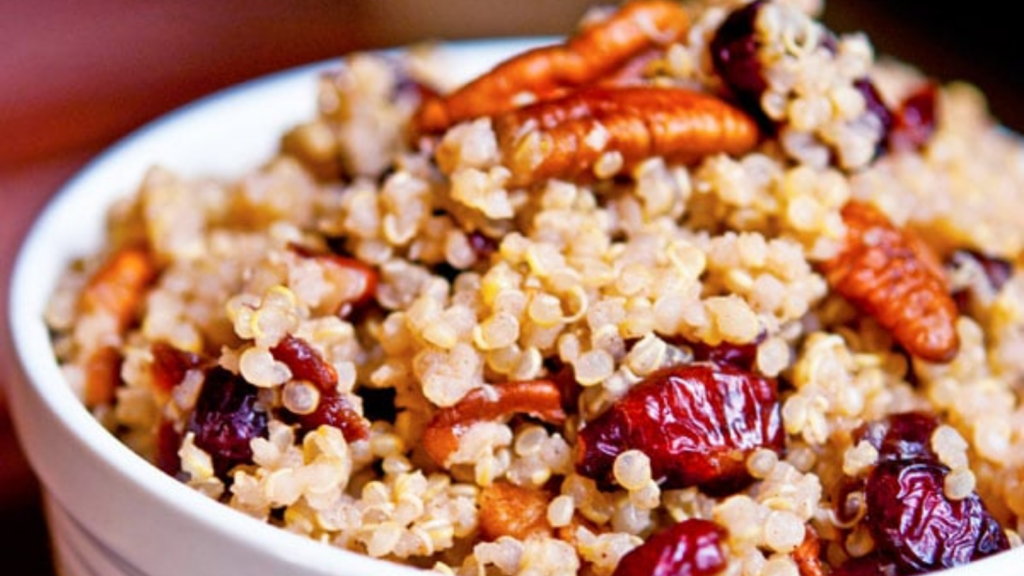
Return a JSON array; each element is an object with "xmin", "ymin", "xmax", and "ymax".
[
  {"xmin": 494, "ymin": 86, "xmax": 759, "ymax": 187},
  {"xmin": 820, "ymin": 201, "xmax": 959, "ymax": 362},
  {"xmin": 413, "ymin": 0, "xmax": 689, "ymax": 133},
  {"xmin": 422, "ymin": 379, "xmax": 566, "ymax": 467}
]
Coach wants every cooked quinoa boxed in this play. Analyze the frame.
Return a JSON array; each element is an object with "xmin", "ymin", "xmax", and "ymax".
[{"xmin": 46, "ymin": 0, "xmax": 1024, "ymax": 574}]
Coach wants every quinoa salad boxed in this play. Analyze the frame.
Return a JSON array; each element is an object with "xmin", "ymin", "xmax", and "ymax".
[{"xmin": 45, "ymin": 1, "xmax": 1024, "ymax": 575}]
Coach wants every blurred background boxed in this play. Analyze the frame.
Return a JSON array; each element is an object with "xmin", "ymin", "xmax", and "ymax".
[{"xmin": 1, "ymin": 1, "xmax": 1020, "ymax": 573}]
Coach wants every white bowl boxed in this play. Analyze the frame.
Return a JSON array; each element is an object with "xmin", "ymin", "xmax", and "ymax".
[
  {"xmin": 3, "ymin": 37, "xmax": 548, "ymax": 576},
  {"xmin": 4, "ymin": 36, "xmax": 1021, "ymax": 576}
]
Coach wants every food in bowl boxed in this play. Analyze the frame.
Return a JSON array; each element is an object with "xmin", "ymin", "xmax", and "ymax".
[{"xmin": 43, "ymin": 0, "xmax": 1024, "ymax": 574}]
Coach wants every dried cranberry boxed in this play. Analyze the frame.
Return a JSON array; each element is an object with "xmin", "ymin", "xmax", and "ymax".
[
  {"xmin": 576, "ymin": 363, "xmax": 783, "ymax": 494},
  {"xmin": 710, "ymin": 0, "xmax": 768, "ymax": 106},
  {"xmin": 864, "ymin": 460, "xmax": 1009, "ymax": 574},
  {"xmin": 290, "ymin": 388, "xmax": 369, "ymax": 442},
  {"xmin": 270, "ymin": 334, "xmax": 337, "ymax": 391},
  {"xmin": 831, "ymin": 554, "xmax": 898, "ymax": 576},
  {"xmin": 854, "ymin": 411, "xmax": 940, "ymax": 463},
  {"xmin": 889, "ymin": 83, "xmax": 938, "ymax": 152},
  {"xmin": 950, "ymin": 250, "xmax": 1014, "ymax": 314},
  {"xmin": 679, "ymin": 335, "xmax": 763, "ymax": 372},
  {"xmin": 831, "ymin": 475, "xmax": 867, "ymax": 526},
  {"xmin": 150, "ymin": 341, "xmax": 206, "ymax": 393},
  {"xmin": 186, "ymin": 366, "xmax": 268, "ymax": 478},
  {"xmin": 612, "ymin": 518, "xmax": 727, "ymax": 576},
  {"xmin": 854, "ymin": 78, "xmax": 895, "ymax": 157},
  {"xmin": 155, "ymin": 418, "xmax": 183, "ymax": 478},
  {"xmin": 467, "ymin": 230, "xmax": 498, "ymax": 261}
]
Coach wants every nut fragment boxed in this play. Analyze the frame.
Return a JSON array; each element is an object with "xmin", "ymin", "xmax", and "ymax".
[
  {"xmin": 819, "ymin": 201, "xmax": 959, "ymax": 362},
  {"xmin": 80, "ymin": 246, "xmax": 158, "ymax": 331},
  {"xmin": 793, "ymin": 526, "xmax": 825, "ymax": 576},
  {"xmin": 478, "ymin": 481, "xmax": 552, "ymax": 541},
  {"xmin": 422, "ymin": 379, "xmax": 566, "ymax": 467},
  {"xmin": 83, "ymin": 345, "xmax": 122, "ymax": 407},
  {"xmin": 413, "ymin": 0, "xmax": 689, "ymax": 133},
  {"xmin": 494, "ymin": 86, "xmax": 760, "ymax": 187}
]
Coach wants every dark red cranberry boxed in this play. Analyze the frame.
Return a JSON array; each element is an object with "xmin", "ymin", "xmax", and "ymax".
[
  {"xmin": 290, "ymin": 388, "xmax": 369, "ymax": 442},
  {"xmin": 889, "ymin": 83, "xmax": 938, "ymax": 152},
  {"xmin": 864, "ymin": 460, "xmax": 1009, "ymax": 574},
  {"xmin": 186, "ymin": 366, "xmax": 268, "ymax": 479},
  {"xmin": 150, "ymin": 341, "xmax": 207, "ymax": 393},
  {"xmin": 155, "ymin": 418, "xmax": 183, "ymax": 478},
  {"xmin": 576, "ymin": 363, "xmax": 783, "ymax": 494},
  {"xmin": 854, "ymin": 411, "xmax": 940, "ymax": 463},
  {"xmin": 680, "ymin": 334, "xmax": 764, "ymax": 372},
  {"xmin": 467, "ymin": 230, "xmax": 498, "ymax": 261},
  {"xmin": 963, "ymin": 251, "xmax": 1013, "ymax": 292},
  {"xmin": 710, "ymin": 0, "xmax": 768, "ymax": 105},
  {"xmin": 950, "ymin": 250, "xmax": 1014, "ymax": 314},
  {"xmin": 270, "ymin": 334, "xmax": 337, "ymax": 391},
  {"xmin": 612, "ymin": 518, "xmax": 727, "ymax": 576},
  {"xmin": 832, "ymin": 475, "xmax": 868, "ymax": 527},
  {"xmin": 854, "ymin": 78, "xmax": 895, "ymax": 157},
  {"xmin": 831, "ymin": 554, "xmax": 898, "ymax": 576}
]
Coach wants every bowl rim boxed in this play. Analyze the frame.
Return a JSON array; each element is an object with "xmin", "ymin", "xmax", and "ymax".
[
  {"xmin": 7, "ymin": 33, "xmax": 1022, "ymax": 576},
  {"xmin": 6, "ymin": 35, "xmax": 555, "ymax": 575}
]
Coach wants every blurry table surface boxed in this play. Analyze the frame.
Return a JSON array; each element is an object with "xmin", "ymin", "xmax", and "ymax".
[{"xmin": 1, "ymin": 1, "xmax": 1020, "ymax": 574}]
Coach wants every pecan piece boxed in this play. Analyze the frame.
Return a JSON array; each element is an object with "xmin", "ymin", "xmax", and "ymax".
[
  {"xmin": 793, "ymin": 526, "xmax": 825, "ymax": 576},
  {"xmin": 494, "ymin": 86, "xmax": 759, "ymax": 187},
  {"xmin": 290, "ymin": 243, "xmax": 377, "ymax": 318},
  {"xmin": 83, "ymin": 345, "xmax": 122, "ymax": 407},
  {"xmin": 422, "ymin": 379, "xmax": 566, "ymax": 467},
  {"xmin": 478, "ymin": 481, "xmax": 552, "ymax": 541},
  {"xmin": 80, "ymin": 245, "xmax": 158, "ymax": 331},
  {"xmin": 820, "ymin": 201, "xmax": 959, "ymax": 362},
  {"xmin": 413, "ymin": 0, "xmax": 689, "ymax": 133}
]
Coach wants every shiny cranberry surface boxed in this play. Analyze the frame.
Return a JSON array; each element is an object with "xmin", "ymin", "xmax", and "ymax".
[
  {"xmin": 863, "ymin": 460, "xmax": 1009, "ymax": 574},
  {"xmin": 612, "ymin": 518, "xmax": 727, "ymax": 576},
  {"xmin": 576, "ymin": 363, "xmax": 782, "ymax": 494},
  {"xmin": 186, "ymin": 366, "xmax": 268, "ymax": 478}
]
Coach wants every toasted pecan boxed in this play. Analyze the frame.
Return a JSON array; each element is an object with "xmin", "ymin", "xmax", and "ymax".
[
  {"xmin": 820, "ymin": 201, "xmax": 959, "ymax": 363},
  {"xmin": 422, "ymin": 379, "xmax": 566, "ymax": 467},
  {"xmin": 80, "ymin": 246, "xmax": 158, "ymax": 331},
  {"xmin": 413, "ymin": 0, "xmax": 689, "ymax": 133},
  {"xmin": 493, "ymin": 86, "xmax": 760, "ymax": 187}
]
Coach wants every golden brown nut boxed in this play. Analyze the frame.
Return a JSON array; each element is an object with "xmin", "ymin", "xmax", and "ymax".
[
  {"xmin": 792, "ymin": 526, "xmax": 825, "ymax": 576},
  {"xmin": 494, "ymin": 86, "xmax": 760, "ymax": 187},
  {"xmin": 819, "ymin": 201, "xmax": 959, "ymax": 363},
  {"xmin": 80, "ymin": 246, "xmax": 158, "ymax": 331},
  {"xmin": 422, "ymin": 379, "xmax": 566, "ymax": 467},
  {"xmin": 413, "ymin": 0, "xmax": 689, "ymax": 133}
]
